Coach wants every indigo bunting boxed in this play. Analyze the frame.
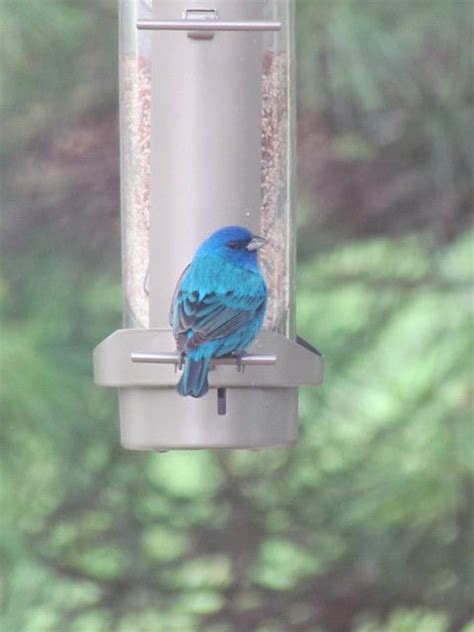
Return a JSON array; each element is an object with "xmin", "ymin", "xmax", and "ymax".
[{"xmin": 170, "ymin": 226, "xmax": 267, "ymax": 398}]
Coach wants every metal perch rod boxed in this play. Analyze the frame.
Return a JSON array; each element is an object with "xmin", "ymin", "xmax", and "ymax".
[{"xmin": 131, "ymin": 352, "xmax": 277, "ymax": 366}]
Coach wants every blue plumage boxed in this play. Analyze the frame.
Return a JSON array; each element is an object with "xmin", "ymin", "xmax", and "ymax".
[{"xmin": 170, "ymin": 226, "xmax": 267, "ymax": 397}]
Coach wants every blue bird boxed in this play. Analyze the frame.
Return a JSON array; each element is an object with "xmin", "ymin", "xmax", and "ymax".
[{"xmin": 170, "ymin": 226, "xmax": 267, "ymax": 398}]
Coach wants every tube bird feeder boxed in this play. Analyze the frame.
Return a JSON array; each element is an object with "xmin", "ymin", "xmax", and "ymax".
[{"xmin": 93, "ymin": 0, "xmax": 323, "ymax": 450}]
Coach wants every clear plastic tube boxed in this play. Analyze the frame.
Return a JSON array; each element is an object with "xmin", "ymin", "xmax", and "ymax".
[
  {"xmin": 260, "ymin": 0, "xmax": 295, "ymax": 335},
  {"xmin": 120, "ymin": 0, "xmax": 294, "ymax": 335},
  {"xmin": 120, "ymin": 0, "xmax": 152, "ymax": 328}
]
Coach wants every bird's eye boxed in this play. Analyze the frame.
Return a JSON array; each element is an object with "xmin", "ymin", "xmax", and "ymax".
[{"xmin": 228, "ymin": 241, "xmax": 238, "ymax": 249}]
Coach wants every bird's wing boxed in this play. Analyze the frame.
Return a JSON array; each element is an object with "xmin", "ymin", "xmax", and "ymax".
[
  {"xmin": 169, "ymin": 264, "xmax": 191, "ymax": 327},
  {"xmin": 171, "ymin": 275, "xmax": 266, "ymax": 350}
]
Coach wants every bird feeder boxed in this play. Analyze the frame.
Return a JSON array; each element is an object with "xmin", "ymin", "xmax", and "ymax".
[{"xmin": 93, "ymin": 0, "xmax": 323, "ymax": 450}]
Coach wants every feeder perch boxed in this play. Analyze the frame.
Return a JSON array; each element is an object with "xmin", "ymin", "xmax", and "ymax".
[{"xmin": 93, "ymin": 0, "xmax": 323, "ymax": 450}]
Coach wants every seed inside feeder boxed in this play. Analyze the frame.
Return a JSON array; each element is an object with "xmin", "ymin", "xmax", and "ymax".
[{"xmin": 121, "ymin": 50, "xmax": 289, "ymax": 332}]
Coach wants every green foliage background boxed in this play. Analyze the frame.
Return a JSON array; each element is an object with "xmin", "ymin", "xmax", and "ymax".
[{"xmin": 1, "ymin": 1, "xmax": 473, "ymax": 630}]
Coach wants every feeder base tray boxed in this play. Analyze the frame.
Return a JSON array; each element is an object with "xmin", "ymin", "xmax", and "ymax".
[{"xmin": 119, "ymin": 386, "xmax": 298, "ymax": 450}]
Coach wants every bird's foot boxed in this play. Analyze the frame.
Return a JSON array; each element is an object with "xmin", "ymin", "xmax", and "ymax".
[
  {"xmin": 177, "ymin": 353, "xmax": 185, "ymax": 371},
  {"xmin": 234, "ymin": 351, "xmax": 246, "ymax": 373}
]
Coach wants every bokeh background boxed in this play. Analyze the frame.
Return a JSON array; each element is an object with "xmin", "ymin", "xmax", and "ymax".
[{"xmin": 1, "ymin": 0, "xmax": 473, "ymax": 630}]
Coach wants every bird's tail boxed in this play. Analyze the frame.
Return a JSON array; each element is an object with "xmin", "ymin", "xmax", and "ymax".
[{"xmin": 177, "ymin": 356, "xmax": 210, "ymax": 398}]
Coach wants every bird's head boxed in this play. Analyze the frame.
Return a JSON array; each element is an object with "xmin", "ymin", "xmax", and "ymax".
[{"xmin": 196, "ymin": 225, "xmax": 266, "ymax": 270}]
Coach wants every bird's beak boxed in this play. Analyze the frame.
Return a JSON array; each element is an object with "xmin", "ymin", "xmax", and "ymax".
[{"xmin": 246, "ymin": 235, "xmax": 267, "ymax": 251}]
